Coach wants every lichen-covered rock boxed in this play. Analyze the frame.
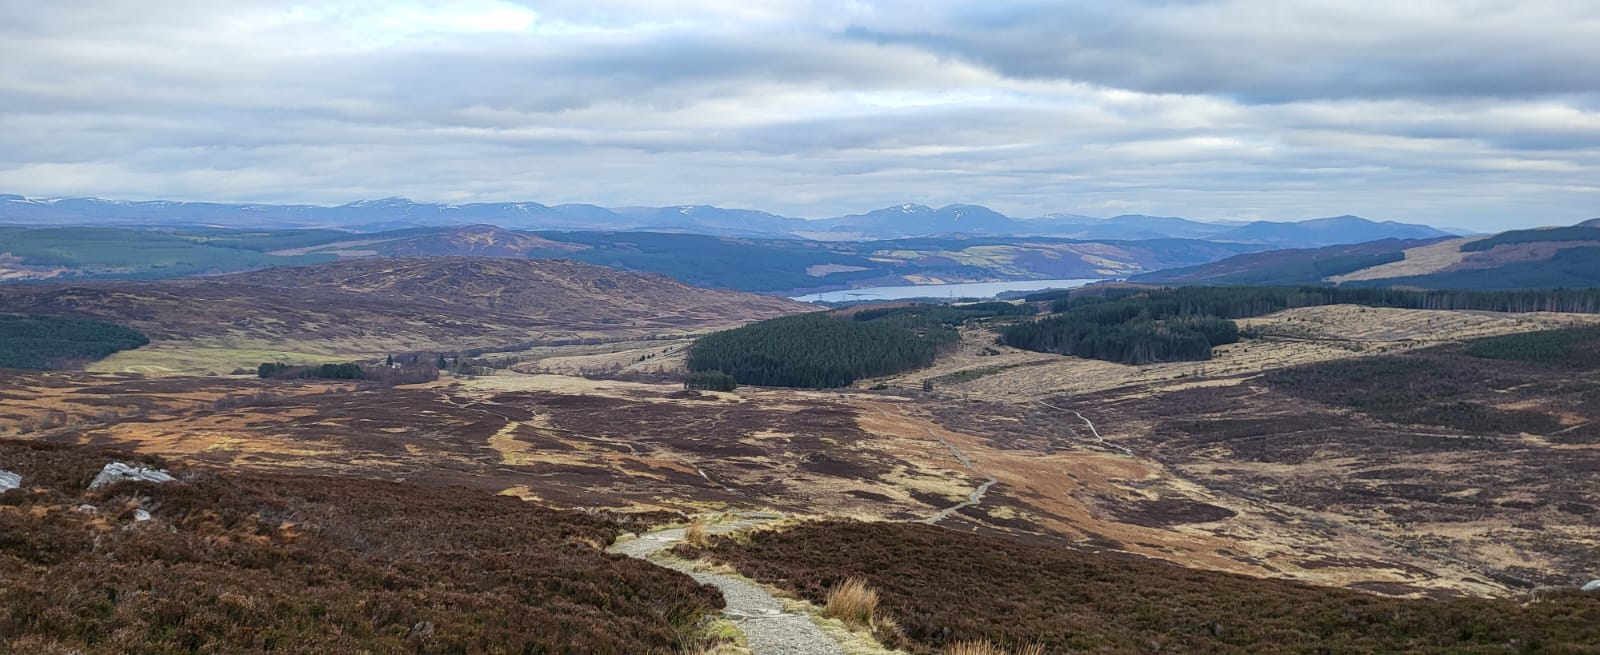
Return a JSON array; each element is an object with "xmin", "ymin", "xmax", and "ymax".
[
  {"xmin": 88, "ymin": 462, "xmax": 175, "ymax": 490},
  {"xmin": 0, "ymin": 469, "xmax": 19, "ymax": 494}
]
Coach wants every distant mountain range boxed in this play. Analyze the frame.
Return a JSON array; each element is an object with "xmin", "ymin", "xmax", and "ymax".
[{"xmin": 0, "ymin": 193, "xmax": 1454, "ymax": 248}]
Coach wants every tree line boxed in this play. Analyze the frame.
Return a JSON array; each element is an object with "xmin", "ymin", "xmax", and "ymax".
[
  {"xmin": 684, "ymin": 371, "xmax": 738, "ymax": 392},
  {"xmin": 257, "ymin": 360, "xmax": 439, "ymax": 385}
]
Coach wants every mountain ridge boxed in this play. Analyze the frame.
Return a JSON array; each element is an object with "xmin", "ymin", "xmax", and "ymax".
[{"xmin": 2, "ymin": 193, "xmax": 1454, "ymax": 246}]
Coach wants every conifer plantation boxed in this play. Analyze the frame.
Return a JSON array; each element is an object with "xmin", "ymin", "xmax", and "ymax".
[
  {"xmin": 686, "ymin": 303, "xmax": 1034, "ymax": 388},
  {"xmin": 0, "ymin": 315, "xmax": 149, "ymax": 370},
  {"xmin": 688, "ymin": 313, "xmax": 945, "ymax": 388}
]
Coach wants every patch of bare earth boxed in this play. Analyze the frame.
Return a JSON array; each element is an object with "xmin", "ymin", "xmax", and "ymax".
[{"xmin": 1328, "ymin": 237, "xmax": 1481, "ymax": 283}]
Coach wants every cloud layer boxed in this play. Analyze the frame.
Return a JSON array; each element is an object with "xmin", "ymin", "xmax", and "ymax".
[{"xmin": 1, "ymin": 0, "xmax": 1596, "ymax": 229}]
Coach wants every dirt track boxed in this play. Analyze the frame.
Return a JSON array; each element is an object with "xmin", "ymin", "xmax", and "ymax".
[{"xmin": 610, "ymin": 518, "xmax": 846, "ymax": 655}]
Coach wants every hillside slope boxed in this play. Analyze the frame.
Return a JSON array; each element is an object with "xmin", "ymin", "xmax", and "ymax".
[
  {"xmin": 0, "ymin": 440, "xmax": 724, "ymax": 654},
  {"xmin": 0, "ymin": 224, "xmax": 1269, "ymax": 292},
  {"xmin": 1132, "ymin": 238, "xmax": 1442, "ymax": 285},
  {"xmin": 1136, "ymin": 219, "xmax": 1600, "ymax": 289},
  {"xmin": 0, "ymin": 258, "xmax": 810, "ymax": 373}
]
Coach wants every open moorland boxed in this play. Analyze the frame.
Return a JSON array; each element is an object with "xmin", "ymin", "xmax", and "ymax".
[
  {"xmin": 6, "ymin": 256, "xmax": 1600, "ymax": 652},
  {"xmin": 0, "ymin": 257, "xmax": 808, "ymax": 375},
  {"xmin": 681, "ymin": 520, "xmax": 1600, "ymax": 654},
  {"xmin": 9, "ymin": 315, "xmax": 1600, "ymax": 599},
  {"xmin": 1, "ymin": 371, "xmax": 994, "ymax": 523},
  {"xmin": 0, "ymin": 439, "xmax": 725, "ymax": 655}
]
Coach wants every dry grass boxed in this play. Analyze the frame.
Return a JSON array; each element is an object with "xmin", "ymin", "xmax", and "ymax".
[
  {"xmin": 823, "ymin": 577, "xmax": 881, "ymax": 629},
  {"xmin": 679, "ymin": 615, "xmax": 751, "ymax": 655},
  {"xmin": 943, "ymin": 643, "xmax": 1045, "ymax": 655},
  {"xmin": 1327, "ymin": 237, "xmax": 1478, "ymax": 282},
  {"xmin": 684, "ymin": 519, "xmax": 712, "ymax": 547}
]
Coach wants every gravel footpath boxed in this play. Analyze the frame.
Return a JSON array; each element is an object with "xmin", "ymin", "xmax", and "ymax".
[{"xmin": 608, "ymin": 522, "xmax": 846, "ymax": 655}]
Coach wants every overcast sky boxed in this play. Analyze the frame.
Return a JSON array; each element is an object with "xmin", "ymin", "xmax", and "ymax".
[{"xmin": 2, "ymin": 1, "xmax": 1597, "ymax": 229}]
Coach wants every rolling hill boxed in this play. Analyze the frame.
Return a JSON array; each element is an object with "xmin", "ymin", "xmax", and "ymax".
[
  {"xmin": 0, "ymin": 257, "xmax": 811, "ymax": 374},
  {"xmin": 1136, "ymin": 219, "xmax": 1600, "ymax": 289},
  {"xmin": 0, "ymin": 224, "xmax": 1268, "ymax": 293}
]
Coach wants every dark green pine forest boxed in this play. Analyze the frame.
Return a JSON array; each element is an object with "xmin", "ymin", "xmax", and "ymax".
[
  {"xmin": 687, "ymin": 303, "xmax": 1034, "ymax": 388},
  {"xmin": 0, "ymin": 315, "xmax": 149, "ymax": 370},
  {"xmin": 687, "ymin": 313, "xmax": 946, "ymax": 388}
]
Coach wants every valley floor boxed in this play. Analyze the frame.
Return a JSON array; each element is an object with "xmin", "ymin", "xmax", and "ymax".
[{"xmin": 6, "ymin": 302, "xmax": 1600, "ymax": 652}]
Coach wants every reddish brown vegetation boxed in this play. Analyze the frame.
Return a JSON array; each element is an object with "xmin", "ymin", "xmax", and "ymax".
[
  {"xmin": 0, "ymin": 440, "xmax": 722, "ymax": 654},
  {"xmin": 682, "ymin": 520, "xmax": 1600, "ymax": 654},
  {"xmin": 0, "ymin": 257, "xmax": 809, "ymax": 354}
]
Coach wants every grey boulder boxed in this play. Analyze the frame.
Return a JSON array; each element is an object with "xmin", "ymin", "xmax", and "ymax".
[{"xmin": 89, "ymin": 462, "xmax": 175, "ymax": 490}]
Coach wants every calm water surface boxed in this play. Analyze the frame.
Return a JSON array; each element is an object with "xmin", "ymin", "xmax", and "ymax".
[{"xmin": 792, "ymin": 278, "xmax": 1101, "ymax": 303}]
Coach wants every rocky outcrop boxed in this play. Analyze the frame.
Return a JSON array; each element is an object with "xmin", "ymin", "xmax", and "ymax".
[{"xmin": 88, "ymin": 462, "xmax": 175, "ymax": 490}]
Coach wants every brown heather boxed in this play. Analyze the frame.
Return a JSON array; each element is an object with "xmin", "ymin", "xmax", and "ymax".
[
  {"xmin": 682, "ymin": 520, "xmax": 1600, "ymax": 654},
  {"xmin": 0, "ymin": 439, "xmax": 724, "ymax": 654},
  {"xmin": 943, "ymin": 643, "xmax": 1046, "ymax": 655}
]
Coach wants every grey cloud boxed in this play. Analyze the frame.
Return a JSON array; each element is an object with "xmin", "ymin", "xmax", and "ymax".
[
  {"xmin": 839, "ymin": 1, "xmax": 1600, "ymax": 102},
  {"xmin": 0, "ymin": 0, "xmax": 1597, "ymax": 231}
]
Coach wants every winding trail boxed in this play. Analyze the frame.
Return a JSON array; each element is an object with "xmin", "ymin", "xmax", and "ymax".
[
  {"xmin": 1034, "ymin": 400, "xmax": 1133, "ymax": 457},
  {"xmin": 872, "ymin": 406, "xmax": 998, "ymax": 525},
  {"xmin": 608, "ymin": 519, "xmax": 845, "ymax": 655}
]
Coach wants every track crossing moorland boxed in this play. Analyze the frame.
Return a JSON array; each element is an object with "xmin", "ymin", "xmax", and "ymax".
[{"xmin": 608, "ymin": 518, "xmax": 846, "ymax": 655}]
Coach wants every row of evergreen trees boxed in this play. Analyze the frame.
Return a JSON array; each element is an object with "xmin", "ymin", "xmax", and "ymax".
[
  {"xmin": 1002, "ymin": 286, "xmax": 1600, "ymax": 365},
  {"xmin": 258, "ymin": 362, "xmax": 366, "ymax": 380},
  {"xmin": 256, "ymin": 359, "xmax": 443, "ymax": 384}
]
